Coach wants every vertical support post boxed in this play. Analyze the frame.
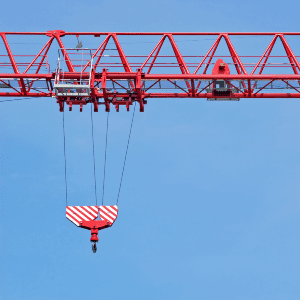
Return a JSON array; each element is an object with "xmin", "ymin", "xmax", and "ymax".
[
  {"xmin": 190, "ymin": 79, "xmax": 195, "ymax": 97},
  {"xmin": 247, "ymin": 79, "xmax": 252, "ymax": 97},
  {"xmin": 90, "ymin": 68, "xmax": 98, "ymax": 112},
  {"xmin": 135, "ymin": 68, "xmax": 144, "ymax": 112},
  {"xmin": 101, "ymin": 68, "xmax": 110, "ymax": 112}
]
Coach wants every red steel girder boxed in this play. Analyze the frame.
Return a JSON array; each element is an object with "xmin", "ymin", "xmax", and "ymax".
[
  {"xmin": 1, "ymin": 31, "xmax": 300, "ymax": 112},
  {"xmin": 2, "ymin": 32, "xmax": 300, "ymax": 35}
]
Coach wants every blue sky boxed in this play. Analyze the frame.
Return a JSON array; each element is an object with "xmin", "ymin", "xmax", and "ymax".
[{"xmin": 1, "ymin": 0, "xmax": 300, "ymax": 299}]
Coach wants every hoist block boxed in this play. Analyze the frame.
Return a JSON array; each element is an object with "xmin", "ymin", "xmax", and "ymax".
[{"xmin": 66, "ymin": 205, "xmax": 118, "ymax": 251}]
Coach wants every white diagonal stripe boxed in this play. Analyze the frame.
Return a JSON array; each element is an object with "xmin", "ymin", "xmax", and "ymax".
[
  {"xmin": 103, "ymin": 206, "xmax": 117, "ymax": 218},
  {"xmin": 100, "ymin": 209, "xmax": 114, "ymax": 223},
  {"xmin": 106, "ymin": 206, "xmax": 118, "ymax": 216},
  {"xmin": 66, "ymin": 207, "xmax": 82, "ymax": 222},
  {"xmin": 66, "ymin": 214, "xmax": 79, "ymax": 226},
  {"xmin": 85, "ymin": 205, "xmax": 98, "ymax": 215},
  {"xmin": 100, "ymin": 213, "xmax": 113, "ymax": 223},
  {"xmin": 101, "ymin": 206, "xmax": 115, "ymax": 218},
  {"xmin": 77, "ymin": 206, "xmax": 94, "ymax": 219},
  {"xmin": 100, "ymin": 207, "xmax": 115, "ymax": 222},
  {"xmin": 69, "ymin": 206, "xmax": 89, "ymax": 221},
  {"xmin": 84, "ymin": 206, "xmax": 98, "ymax": 218}
]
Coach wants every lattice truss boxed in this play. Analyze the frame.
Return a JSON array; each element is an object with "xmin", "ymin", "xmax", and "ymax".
[{"xmin": 1, "ymin": 30, "xmax": 300, "ymax": 111}]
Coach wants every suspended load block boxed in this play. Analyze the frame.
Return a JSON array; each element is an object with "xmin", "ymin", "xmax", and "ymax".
[{"xmin": 66, "ymin": 205, "xmax": 118, "ymax": 253}]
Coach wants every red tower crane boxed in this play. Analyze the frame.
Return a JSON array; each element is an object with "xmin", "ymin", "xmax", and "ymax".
[
  {"xmin": 2, "ymin": 31, "xmax": 300, "ymax": 252},
  {"xmin": 1, "ymin": 31, "xmax": 300, "ymax": 112}
]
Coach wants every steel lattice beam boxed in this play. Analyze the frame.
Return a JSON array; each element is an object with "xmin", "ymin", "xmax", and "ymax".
[{"xmin": 1, "ymin": 31, "xmax": 300, "ymax": 112}]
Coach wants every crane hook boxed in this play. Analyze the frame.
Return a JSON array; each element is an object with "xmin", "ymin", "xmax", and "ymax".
[{"xmin": 92, "ymin": 242, "xmax": 97, "ymax": 253}]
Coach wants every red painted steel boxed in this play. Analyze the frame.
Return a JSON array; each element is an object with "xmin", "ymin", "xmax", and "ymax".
[
  {"xmin": 66, "ymin": 205, "xmax": 118, "ymax": 248},
  {"xmin": 1, "ymin": 31, "xmax": 300, "ymax": 111}
]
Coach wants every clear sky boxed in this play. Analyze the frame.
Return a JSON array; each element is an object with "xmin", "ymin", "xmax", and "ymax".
[{"xmin": 1, "ymin": 1, "xmax": 300, "ymax": 299}]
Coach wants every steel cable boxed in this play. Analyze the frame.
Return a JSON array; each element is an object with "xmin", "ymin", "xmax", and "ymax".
[
  {"xmin": 90, "ymin": 105, "xmax": 98, "ymax": 206},
  {"xmin": 102, "ymin": 111, "xmax": 110, "ymax": 206},
  {"xmin": 116, "ymin": 101, "xmax": 136, "ymax": 205},
  {"xmin": 0, "ymin": 97, "xmax": 34, "ymax": 102},
  {"xmin": 62, "ymin": 108, "xmax": 68, "ymax": 206}
]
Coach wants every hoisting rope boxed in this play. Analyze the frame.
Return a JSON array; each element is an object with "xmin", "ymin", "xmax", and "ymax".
[
  {"xmin": 0, "ymin": 97, "xmax": 34, "ymax": 102},
  {"xmin": 90, "ymin": 105, "xmax": 98, "ymax": 205},
  {"xmin": 62, "ymin": 101, "xmax": 136, "ymax": 208},
  {"xmin": 101, "ymin": 111, "xmax": 110, "ymax": 206},
  {"xmin": 116, "ymin": 101, "xmax": 137, "ymax": 205},
  {"xmin": 62, "ymin": 109, "xmax": 68, "ymax": 206}
]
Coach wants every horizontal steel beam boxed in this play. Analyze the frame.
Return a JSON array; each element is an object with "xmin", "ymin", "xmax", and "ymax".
[
  {"xmin": 2, "ymin": 32, "xmax": 300, "ymax": 35},
  {"xmin": 1, "ymin": 31, "xmax": 300, "ymax": 112},
  {"xmin": 1, "ymin": 73, "xmax": 300, "ymax": 80}
]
